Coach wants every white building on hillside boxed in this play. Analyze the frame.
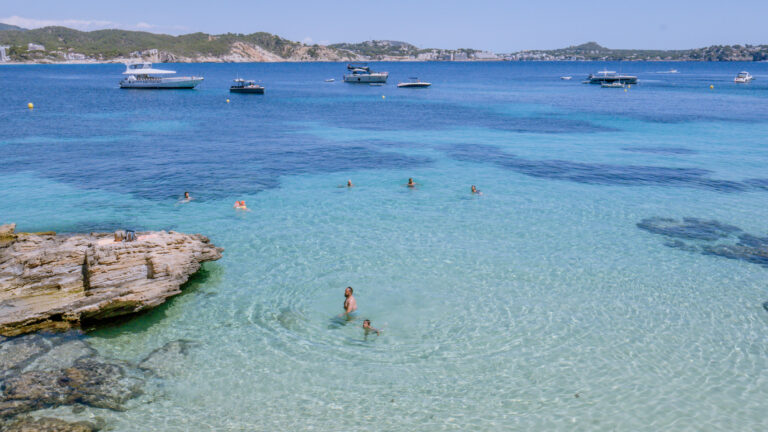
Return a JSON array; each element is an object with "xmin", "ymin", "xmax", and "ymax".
[
  {"xmin": 0, "ymin": 46, "xmax": 9, "ymax": 62},
  {"xmin": 28, "ymin": 43, "xmax": 45, "ymax": 51}
]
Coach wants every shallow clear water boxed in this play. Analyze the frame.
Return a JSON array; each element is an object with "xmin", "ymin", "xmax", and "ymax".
[{"xmin": 1, "ymin": 62, "xmax": 768, "ymax": 430}]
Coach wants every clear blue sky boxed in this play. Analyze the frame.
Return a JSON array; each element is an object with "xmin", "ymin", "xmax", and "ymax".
[{"xmin": 2, "ymin": 0, "xmax": 766, "ymax": 52}]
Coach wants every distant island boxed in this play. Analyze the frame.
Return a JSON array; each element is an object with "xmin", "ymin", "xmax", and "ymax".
[{"xmin": 0, "ymin": 25, "xmax": 766, "ymax": 64}]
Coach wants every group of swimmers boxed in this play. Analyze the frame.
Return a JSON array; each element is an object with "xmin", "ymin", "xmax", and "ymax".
[
  {"xmin": 341, "ymin": 286, "xmax": 381, "ymax": 336},
  {"xmin": 343, "ymin": 177, "xmax": 482, "ymax": 195},
  {"xmin": 183, "ymin": 178, "xmax": 481, "ymax": 210}
]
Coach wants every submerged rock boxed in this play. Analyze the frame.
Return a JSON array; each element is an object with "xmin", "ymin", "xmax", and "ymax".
[
  {"xmin": 138, "ymin": 339, "xmax": 197, "ymax": 378},
  {"xmin": 3, "ymin": 416, "xmax": 102, "ymax": 432},
  {"xmin": 0, "ymin": 224, "xmax": 223, "ymax": 336},
  {"xmin": 637, "ymin": 217, "xmax": 741, "ymax": 241},
  {"xmin": 0, "ymin": 357, "xmax": 142, "ymax": 419},
  {"xmin": 638, "ymin": 216, "xmax": 768, "ymax": 268}
]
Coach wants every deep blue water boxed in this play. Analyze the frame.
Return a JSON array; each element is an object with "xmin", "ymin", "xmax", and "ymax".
[{"xmin": 1, "ymin": 62, "xmax": 768, "ymax": 430}]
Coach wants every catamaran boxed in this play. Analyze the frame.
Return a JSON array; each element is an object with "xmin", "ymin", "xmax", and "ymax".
[
  {"xmin": 343, "ymin": 63, "xmax": 389, "ymax": 83},
  {"xmin": 230, "ymin": 78, "xmax": 264, "ymax": 94},
  {"xmin": 585, "ymin": 70, "xmax": 638, "ymax": 85},
  {"xmin": 119, "ymin": 63, "xmax": 203, "ymax": 89}
]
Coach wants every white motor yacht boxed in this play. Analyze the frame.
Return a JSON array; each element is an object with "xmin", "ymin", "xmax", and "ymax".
[
  {"xmin": 734, "ymin": 71, "xmax": 753, "ymax": 83},
  {"xmin": 120, "ymin": 63, "xmax": 203, "ymax": 89},
  {"xmin": 343, "ymin": 63, "xmax": 389, "ymax": 83}
]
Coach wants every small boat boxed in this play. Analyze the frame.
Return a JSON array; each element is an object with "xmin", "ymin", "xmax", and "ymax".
[
  {"xmin": 230, "ymin": 78, "xmax": 264, "ymax": 94},
  {"xmin": 343, "ymin": 63, "xmax": 389, "ymax": 83},
  {"xmin": 601, "ymin": 82, "xmax": 625, "ymax": 88},
  {"xmin": 657, "ymin": 69, "xmax": 679, "ymax": 74},
  {"xmin": 325, "ymin": 78, "xmax": 335, "ymax": 82},
  {"xmin": 734, "ymin": 71, "xmax": 753, "ymax": 83},
  {"xmin": 397, "ymin": 77, "xmax": 431, "ymax": 88},
  {"xmin": 586, "ymin": 70, "xmax": 638, "ymax": 85},
  {"xmin": 119, "ymin": 62, "xmax": 203, "ymax": 89},
  {"xmin": 560, "ymin": 76, "xmax": 572, "ymax": 80}
]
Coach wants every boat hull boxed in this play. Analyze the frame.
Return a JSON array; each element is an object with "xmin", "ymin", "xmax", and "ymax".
[
  {"xmin": 120, "ymin": 77, "xmax": 204, "ymax": 89},
  {"xmin": 343, "ymin": 73, "xmax": 389, "ymax": 83},
  {"xmin": 230, "ymin": 87, "xmax": 265, "ymax": 94},
  {"xmin": 397, "ymin": 83, "xmax": 431, "ymax": 88},
  {"xmin": 588, "ymin": 76, "xmax": 637, "ymax": 85}
]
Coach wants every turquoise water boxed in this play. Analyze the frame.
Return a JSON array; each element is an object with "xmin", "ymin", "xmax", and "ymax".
[{"xmin": 1, "ymin": 62, "xmax": 768, "ymax": 430}]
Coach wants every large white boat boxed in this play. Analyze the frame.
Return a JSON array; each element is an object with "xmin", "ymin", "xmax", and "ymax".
[
  {"xmin": 734, "ymin": 71, "xmax": 753, "ymax": 83},
  {"xmin": 119, "ymin": 63, "xmax": 203, "ymax": 89},
  {"xmin": 343, "ymin": 63, "xmax": 389, "ymax": 83}
]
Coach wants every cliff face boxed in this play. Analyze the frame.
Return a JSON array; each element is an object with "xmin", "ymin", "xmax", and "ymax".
[{"xmin": 0, "ymin": 224, "xmax": 223, "ymax": 336}]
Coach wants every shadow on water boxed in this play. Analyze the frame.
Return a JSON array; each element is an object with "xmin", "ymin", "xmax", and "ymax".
[
  {"xmin": 84, "ymin": 262, "xmax": 223, "ymax": 338},
  {"xmin": 447, "ymin": 143, "xmax": 768, "ymax": 193},
  {"xmin": 638, "ymin": 217, "xmax": 768, "ymax": 267}
]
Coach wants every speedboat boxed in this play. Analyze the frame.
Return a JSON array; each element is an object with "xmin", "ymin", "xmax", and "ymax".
[
  {"xmin": 325, "ymin": 78, "xmax": 335, "ymax": 82},
  {"xmin": 119, "ymin": 62, "xmax": 203, "ymax": 89},
  {"xmin": 560, "ymin": 76, "xmax": 572, "ymax": 80},
  {"xmin": 601, "ymin": 82, "xmax": 625, "ymax": 88},
  {"xmin": 734, "ymin": 71, "xmax": 753, "ymax": 83},
  {"xmin": 585, "ymin": 70, "xmax": 638, "ymax": 85},
  {"xmin": 397, "ymin": 77, "xmax": 431, "ymax": 88},
  {"xmin": 343, "ymin": 63, "xmax": 389, "ymax": 83},
  {"xmin": 230, "ymin": 78, "xmax": 264, "ymax": 94},
  {"xmin": 657, "ymin": 69, "xmax": 679, "ymax": 74}
]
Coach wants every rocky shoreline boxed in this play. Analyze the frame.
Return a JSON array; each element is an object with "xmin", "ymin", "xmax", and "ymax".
[
  {"xmin": 0, "ymin": 223, "xmax": 223, "ymax": 336},
  {"xmin": 0, "ymin": 223, "xmax": 221, "ymax": 430}
]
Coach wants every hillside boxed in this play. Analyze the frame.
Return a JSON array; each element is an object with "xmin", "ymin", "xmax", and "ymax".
[
  {"xmin": 506, "ymin": 41, "xmax": 768, "ymax": 61},
  {"xmin": 0, "ymin": 26, "xmax": 359, "ymax": 63}
]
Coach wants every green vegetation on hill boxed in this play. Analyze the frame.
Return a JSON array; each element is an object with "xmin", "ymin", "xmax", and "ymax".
[
  {"xmin": 0, "ymin": 26, "xmax": 329, "ymax": 61},
  {"xmin": 329, "ymin": 40, "xmax": 421, "ymax": 58},
  {"xmin": 519, "ymin": 41, "xmax": 768, "ymax": 61}
]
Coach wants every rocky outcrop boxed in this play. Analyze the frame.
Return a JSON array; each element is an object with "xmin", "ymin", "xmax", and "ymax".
[{"xmin": 0, "ymin": 224, "xmax": 223, "ymax": 336}]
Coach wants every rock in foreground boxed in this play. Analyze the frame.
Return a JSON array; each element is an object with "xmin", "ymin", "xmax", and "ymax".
[{"xmin": 0, "ymin": 224, "xmax": 223, "ymax": 336}]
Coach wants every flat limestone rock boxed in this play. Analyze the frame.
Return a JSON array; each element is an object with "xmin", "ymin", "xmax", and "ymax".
[{"xmin": 0, "ymin": 225, "xmax": 223, "ymax": 336}]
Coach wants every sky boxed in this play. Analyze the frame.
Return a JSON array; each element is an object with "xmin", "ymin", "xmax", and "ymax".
[{"xmin": 1, "ymin": 0, "xmax": 767, "ymax": 52}]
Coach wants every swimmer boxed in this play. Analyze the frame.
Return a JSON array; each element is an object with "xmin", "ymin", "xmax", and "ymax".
[
  {"xmin": 362, "ymin": 319, "xmax": 381, "ymax": 336},
  {"xmin": 342, "ymin": 286, "xmax": 357, "ymax": 319},
  {"xmin": 471, "ymin": 185, "xmax": 482, "ymax": 195},
  {"xmin": 407, "ymin": 178, "xmax": 416, "ymax": 188},
  {"xmin": 347, "ymin": 179, "xmax": 353, "ymax": 188},
  {"xmin": 234, "ymin": 200, "xmax": 248, "ymax": 210},
  {"xmin": 182, "ymin": 191, "xmax": 193, "ymax": 202}
]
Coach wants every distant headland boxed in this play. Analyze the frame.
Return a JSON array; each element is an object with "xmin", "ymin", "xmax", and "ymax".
[{"xmin": 0, "ymin": 25, "xmax": 766, "ymax": 64}]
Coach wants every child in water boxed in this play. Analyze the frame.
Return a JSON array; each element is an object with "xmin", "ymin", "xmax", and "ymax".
[
  {"xmin": 233, "ymin": 200, "xmax": 248, "ymax": 210},
  {"xmin": 363, "ymin": 319, "xmax": 381, "ymax": 336}
]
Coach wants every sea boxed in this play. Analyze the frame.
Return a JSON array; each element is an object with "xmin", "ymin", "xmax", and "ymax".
[{"xmin": 1, "ymin": 61, "xmax": 767, "ymax": 430}]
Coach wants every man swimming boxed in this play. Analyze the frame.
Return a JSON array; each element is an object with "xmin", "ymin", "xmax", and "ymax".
[
  {"xmin": 343, "ymin": 286, "xmax": 357, "ymax": 319},
  {"xmin": 347, "ymin": 179, "xmax": 353, "ymax": 187},
  {"xmin": 471, "ymin": 185, "xmax": 482, "ymax": 195},
  {"xmin": 362, "ymin": 319, "xmax": 381, "ymax": 336},
  {"xmin": 183, "ymin": 191, "xmax": 192, "ymax": 201},
  {"xmin": 407, "ymin": 178, "xmax": 416, "ymax": 188}
]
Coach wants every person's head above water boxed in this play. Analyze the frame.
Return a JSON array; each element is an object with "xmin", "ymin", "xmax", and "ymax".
[
  {"xmin": 345, "ymin": 286, "xmax": 353, "ymax": 297},
  {"xmin": 471, "ymin": 185, "xmax": 477, "ymax": 193},
  {"xmin": 363, "ymin": 319, "xmax": 371, "ymax": 327},
  {"xmin": 347, "ymin": 179, "xmax": 353, "ymax": 187},
  {"xmin": 184, "ymin": 191, "xmax": 190, "ymax": 198}
]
